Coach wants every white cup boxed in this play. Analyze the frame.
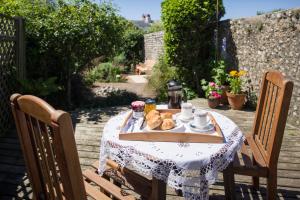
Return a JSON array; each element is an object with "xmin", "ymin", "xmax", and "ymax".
[
  {"xmin": 181, "ymin": 102, "xmax": 193, "ymax": 120},
  {"xmin": 194, "ymin": 110, "xmax": 209, "ymax": 128}
]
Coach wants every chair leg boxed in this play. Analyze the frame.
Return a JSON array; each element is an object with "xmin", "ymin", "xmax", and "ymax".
[
  {"xmin": 252, "ymin": 176, "xmax": 259, "ymax": 190},
  {"xmin": 149, "ymin": 177, "xmax": 166, "ymax": 200},
  {"xmin": 267, "ymin": 174, "xmax": 277, "ymax": 200},
  {"xmin": 252, "ymin": 157, "xmax": 259, "ymax": 190},
  {"xmin": 223, "ymin": 162, "xmax": 236, "ymax": 200}
]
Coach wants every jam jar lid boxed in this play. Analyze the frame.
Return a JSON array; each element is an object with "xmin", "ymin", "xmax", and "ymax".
[
  {"xmin": 131, "ymin": 101, "xmax": 145, "ymax": 110},
  {"xmin": 145, "ymin": 99, "xmax": 156, "ymax": 104}
]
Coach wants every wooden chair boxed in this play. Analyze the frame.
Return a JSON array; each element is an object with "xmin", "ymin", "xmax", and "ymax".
[
  {"xmin": 223, "ymin": 71, "xmax": 294, "ymax": 200},
  {"xmin": 135, "ymin": 60, "xmax": 156, "ymax": 75},
  {"xmin": 10, "ymin": 94, "xmax": 157, "ymax": 200}
]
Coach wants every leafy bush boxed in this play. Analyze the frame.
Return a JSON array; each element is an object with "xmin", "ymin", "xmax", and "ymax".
[
  {"xmin": 182, "ymin": 85, "xmax": 197, "ymax": 101},
  {"xmin": 120, "ymin": 21, "xmax": 144, "ymax": 66},
  {"xmin": 146, "ymin": 21, "xmax": 164, "ymax": 33},
  {"xmin": 161, "ymin": 0, "xmax": 225, "ymax": 90},
  {"xmin": 148, "ymin": 57, "xmax": 178, "ymax": 101},
  {"xmin": 113, "ymin": 53, "xmax": 126, "ymax": 66},
  {"xmin": 18, "ymin": 77, "xmax": 61, "ymax": 97},
  {"xmin": 0, "ymin": 0, "xmax": 126, "ymax": 106},
  {"xmin": 84, "ymin": 62, "xmax": 124, "ymax": 85},
  {"xmin": 148, "ymin": 57, "xmax": 198, "ymax": 101},
  {"xmin": 211, "ymin": 60, "xmax": 228, "ymax": 86}
]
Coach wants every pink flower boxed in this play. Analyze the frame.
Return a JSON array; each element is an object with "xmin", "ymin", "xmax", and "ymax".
[
  {"xmin": 211, "ymin": 91, "xmax": 217, "ymax": 96},
  {"xmin": 211, "ymin": 91, "xmax": 222, "ymax": 99},
  {"xmin": 215, "ymin": 93, "xmax": 222, "ymax": 99},
  {"xmin": 209, "ymin": 82, "xmax": 216, "ymax": 87}
]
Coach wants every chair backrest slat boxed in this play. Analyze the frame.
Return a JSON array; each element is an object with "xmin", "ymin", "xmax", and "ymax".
[
  {"xmin": 10, "ymin": 94, "xmax": 87, "ymax": 200},
  {"xmin": 251, "ymin": 71, "xmax": 293, "ymax": 167},
  {"xmin": 27, "ymin": 115, "xmax": 56, "ymax": 200},
  {"xmin": 257, "ymin": 80, "xmax": 271, "ymax": 141},
  {"xmin": 261, "ymin": 85, "xmax": 278, "ymax": 149},
  {"xmin": 39, "ymin": 122, "xmax": 63, "ymax": 199}
]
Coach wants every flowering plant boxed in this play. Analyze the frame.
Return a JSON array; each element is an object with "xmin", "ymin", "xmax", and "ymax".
[
  {"xmin": 227, "ymin": 70, "xmax": 247, "ymax": 94},
  {"xmin": 201, "ymin": 80, "xmax": 222, "ymax": 99},
  {"xmin": 211, "ymin": 60, "xmax": 228, "ymax": 86}
]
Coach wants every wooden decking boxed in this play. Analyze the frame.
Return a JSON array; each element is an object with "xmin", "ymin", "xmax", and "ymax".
[{"xmin": 0, "ymin": 98, "xmax": 299, "ymax": 199}]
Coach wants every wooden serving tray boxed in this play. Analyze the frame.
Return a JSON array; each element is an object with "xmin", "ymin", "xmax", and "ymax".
[{"xmin": 119, "ymin": 109, "xmax": 224, "ymax": 143}]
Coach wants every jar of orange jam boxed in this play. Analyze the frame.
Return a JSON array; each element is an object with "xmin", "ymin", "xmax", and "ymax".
[{"xmin": 144, "ymin": 99, "xmax": 156, "ymax": 115}]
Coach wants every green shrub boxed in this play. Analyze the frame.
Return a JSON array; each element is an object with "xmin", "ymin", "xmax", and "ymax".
[
  {"xmin": 148, "ymin": 57, "xmax": 197, "ymax": 101},
  {"xmin": 19, "ymin": 77, "xmax": 61, "ymax": 97},
  {"xmin": 0, "ymin": 0, "xmax": 126, "ymax": 106},
  {"xmin": 182, "ymin": 85, "xmax": 197, "ymax": 101},
  {"xmin": 121, "ymin": 21, "xmax": 144, "ymax": 66},
  {"xmin": 113, "ymin": 53, "xmax": 126, "ymax": 66},
  {"xmin": 211, "ymin": 60, "xmax": 228, "ymax": 86},
  {"xmin": 84, "ymin": 62, "xmax": 124, "ymax": 85},
  {"xmin": 161, "ymin": 0, "xmax": 225, "ymax": 90},
  {"xmin": 113, "ymin": 53, "xmax": 133, "ymax": 74},
  {"xmin": 148, "ymin": 57, "xmax": 178, "ymax": 101}
]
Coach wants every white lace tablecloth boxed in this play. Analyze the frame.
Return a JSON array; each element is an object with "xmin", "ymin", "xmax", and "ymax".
[{"xmin": 98, "ymin": 109, "xmax": 244, "ymax": 200}]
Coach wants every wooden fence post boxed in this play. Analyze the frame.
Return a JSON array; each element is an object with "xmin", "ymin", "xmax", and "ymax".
[{"xmin": 15, "ymin": 17, "xmax": 26, "ymax": 80}]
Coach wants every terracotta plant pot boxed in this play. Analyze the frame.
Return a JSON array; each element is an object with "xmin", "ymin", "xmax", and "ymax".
[
  {"xmin": 207, "ymin": 98, "xmax": 220, "ymax": 109},
  {"xmin": 226, "ymin": 92, "xmax": 246, "ymax": 110},
  {"xmin": 220, "ymin": 85, "xmax": 229, "ymax": 105}
]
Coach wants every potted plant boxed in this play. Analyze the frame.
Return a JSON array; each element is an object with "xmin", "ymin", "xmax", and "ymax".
[
  {"xmin": 226, "ymin": 70, "xmax": 247, "ymax": 110},
  {"xmin": 201, "ymin": 80, "xmax": 222, "ymax": 108},
  {"xmin": 211, "ymin": 60, "xmax": 229, "ymax": 105}
]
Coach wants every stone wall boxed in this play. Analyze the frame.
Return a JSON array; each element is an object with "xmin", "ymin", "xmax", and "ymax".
[
  {"xmin": 219, "ymin": 8, "xmax": 300, "ymax": 127},
  {"xmin": 144, "ymin": 31, "xmax": 164, "ymax": 61},
  {"xmin": 142, "ymin": 8, "xmax": 300, "ymax": 126}
]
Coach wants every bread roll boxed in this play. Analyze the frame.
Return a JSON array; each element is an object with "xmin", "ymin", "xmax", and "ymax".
[
  {"xmin": 147, "ymin": 115, "xmax": 162, "ymax": 130},
  {"xmin": 146, "ymin": 110, "xmax": 160, "ymax": 121},
  {"xmin": 160, "ymin": 119, "xmax": 175, "ymax": 130},
  {"xmin": 160, "ymin": 112, "xmax": 173, "ymax": 120}
]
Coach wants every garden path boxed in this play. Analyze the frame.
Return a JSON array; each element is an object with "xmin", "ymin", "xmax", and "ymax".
[
  {"xmin": 0, "ymin": 98, "xmax": 299, "ymax": 199},
  {"xmin": 93, "ymin": 74, "xmax": 155, "ymax": 99},
  {"xmin": 126, "ymin": 75, "xmax": 149, "ymax": 84}
]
